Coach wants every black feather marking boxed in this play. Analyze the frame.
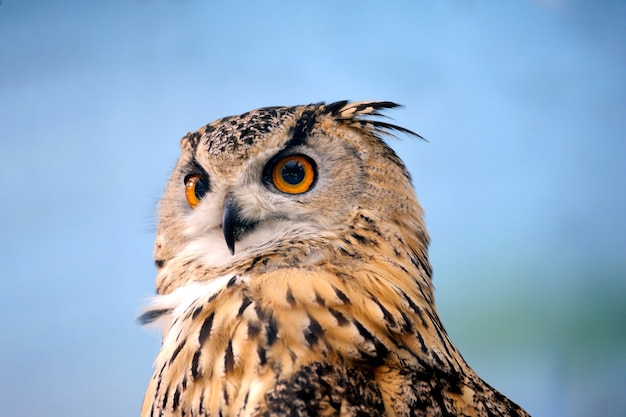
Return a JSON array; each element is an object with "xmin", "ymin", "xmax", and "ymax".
[
  {"xmin": 246, "ymin": 254, "xmax": 263, "ymax": 271},
  {"xmin": 224, "ymin": 339, "xmax": 235, "ymax": 374},
  {"xmin": 254, "ymin": 304, "xmax": 266, "ymax": 320},
  {"xmin": 328, "ymin": 307, "xmax": 350, "ymax": 326},
  {"xmin": 429, "ymin": 312, "xmax": 454, "ymax": 359},
  {"xmin": 198, "ymin": 312, "xmax": 215, "ymax": 346},
  {"xmin": 370, "ymin": 120, "xmax": 424, "ymax": 140},
  {"xmin": 373, "ymin": 298, "xmax": 397, "ymax": 328},
  {"xmin": 172, "ymin": 386, "xmax": 181, "ymax": 411},
  {"xmin": 313, "ymin": 291, "xmax": 326, "ymax": 306},
  {"xmin": 353, "ymin": 101, "xmax": 401, "ymax": 113},
  {"xmin": 411, "ymin": 248, "xmax": 433, "ymax": 278},
  {"xmin": 286, "ymin": 287, "xmax": 296, "ymax": 305},
  {"xmin": 157, "ymin": 362, "xmax": 166, "ymax": 380},
  {"xmin": 351, "ymin": 232, "xmax": 377, "ymax": 246},
  {"xmin": 184, "ymin": 130, "xmax": 202, "ymax": 148},
  {"xmin": 429, "ymin": 376, "xmax": 456, "ymax": 417},
  {"xmin": 154, "ymin": 375, "xmax": 163, "ymax": 408},
  {"xmin": 237, "ymin": 296, "xmax": 253, "ymax": 316},
  {"xmin": 400, "ymin": 289, "xmax": 429, "ymax": 328},
  {"xmin": 353, "ymin": 319, "xmax": 374, "ymax": 341},
  {"xmin": 170, "ymin": 339, "xmax": 186, "ymax": 364},
  {"xmin": 191, "ymin": 305, "xmax": 203, "ymax": 319},
  {"xmin": 136, "ymin": 308, "xmax": 170, "ymax": 325},
  {"xmin": 247, "ymin": 321, "xmax": 261, "ymax": 338},
  {"xmin": 416, "ymin": 331, "xmax": 428, "ymax": 354},
  {"xmin": 304, "ymin": 315, "xmax": 324, "ymax": 347},
  {"xmin": 399, "ymin": 310, "xmax": 415, "ymax": 334},
  {"xmin": 333, "ymin": 286, "xmax": 351, "ymax": 304},
  {"xmin": 285, "ymin": 108, "xmax": 317, "ymax": 149},
  {"xmin": 353, "ymin": 319, "xmax": 389, "ymax": 361},
  {"xmin": 191, "ymin": 350, "xmax": 202, "ymax": 379},
  {"xmin": 257, "ymin": 346, "xmax": 267, "ymax": 366},
  {"xmin": 162, "ymin": 385, "xmax": 169, "ymax": 409},
  {"xmin": 431, "ymin": 349, "xmax": 445, "ymax": 367},
  {"xmin": 324, "ymin": 100, "xmax": 349, "ymax": 115},
  {"xmin": 266, "ymin": 313, "xmax": 279, "ymax": 346},
  {"xmin": 359, "ymin": 213, "xmax": 375, "ymax": 224},
  {"xmin": 198, "ymin": 391, "xmax": 205, "ymax": 415}
]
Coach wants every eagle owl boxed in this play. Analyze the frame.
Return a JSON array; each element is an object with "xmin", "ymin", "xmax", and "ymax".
[{"xmin": 139, "ymin": 101, "xmax": 530, "ymax": 417}]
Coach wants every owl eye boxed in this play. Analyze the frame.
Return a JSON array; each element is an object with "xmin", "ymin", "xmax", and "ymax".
[
  {"xmin": 270, "ymin": 154, "xmax": 316, "ymax": 194},
  {"xmin": 184, "ymin": 174, "xmax": 208, "ymax": 208}
]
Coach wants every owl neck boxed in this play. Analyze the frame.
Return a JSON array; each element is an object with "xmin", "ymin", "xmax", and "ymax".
[
  {"xmin": 158, "ymin": 206, "xmax": 464, "ymax": 372},
  {"xmin": 144, "ymin": 208, "xmax": 468, "ymax": 416}
]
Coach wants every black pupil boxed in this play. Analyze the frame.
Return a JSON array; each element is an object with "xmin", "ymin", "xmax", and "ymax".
[
  {"xmin": 281, "ymin": 160, "xmax": 305, "ymax": 185},
  {"xmin": 194, "ymin": 178, "xmax": 208, "ymax": 199}
]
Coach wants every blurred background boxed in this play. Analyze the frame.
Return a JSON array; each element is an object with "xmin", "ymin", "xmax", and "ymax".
[{"xmin": 1, "ymin": 1, "xmax": 624, "ymax": 416}]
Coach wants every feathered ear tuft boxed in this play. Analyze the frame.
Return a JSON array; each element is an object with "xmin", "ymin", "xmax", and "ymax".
[{"xmin": 324, "ymin": 100, "xmax": 425, "ymax": 141}]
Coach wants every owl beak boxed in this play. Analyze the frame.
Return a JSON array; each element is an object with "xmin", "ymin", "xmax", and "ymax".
[
  {"xmin": 222, "ymin": 198, "xmax": 239, "ymax": 255},
  {"xmin": 222, "ymin": 197, "xmax": 257, "ymax": 255}
]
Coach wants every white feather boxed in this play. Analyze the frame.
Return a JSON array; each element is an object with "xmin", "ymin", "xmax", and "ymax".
[{"xmin": 139, "ymin": 275, "xmax": 241, "ymax": 332}]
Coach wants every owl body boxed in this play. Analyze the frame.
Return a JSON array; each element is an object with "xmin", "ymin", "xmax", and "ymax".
[{"xmin": 140, "ymin": 101, "xmax": 530, "ymax": 417}]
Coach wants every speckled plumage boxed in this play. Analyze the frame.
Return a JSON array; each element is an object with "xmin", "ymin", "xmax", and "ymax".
[{"xmin": 139, "ymin": 101, "xmax": 530, "ymax": 417}]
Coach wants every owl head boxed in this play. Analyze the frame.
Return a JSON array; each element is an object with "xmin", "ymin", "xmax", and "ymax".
[{"xmin": 153, "ymin": 101, "xmax": 429, "ymax": 294}]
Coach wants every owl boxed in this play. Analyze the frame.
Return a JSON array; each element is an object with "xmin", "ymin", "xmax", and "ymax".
[{"xmin": 139, "ymin": 101, "xmax": 530, "ymax": 417}]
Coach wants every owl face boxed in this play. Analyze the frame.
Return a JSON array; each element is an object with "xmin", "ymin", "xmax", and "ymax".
[{"xmin": 154, "ymin": 101, "xmax": 424, "ymax": 290}]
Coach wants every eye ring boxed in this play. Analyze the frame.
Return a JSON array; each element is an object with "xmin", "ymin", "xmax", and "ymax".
[
  {"xmin": 184, "ymin": 174, "xmax": 208, "ymax": 208},
  {"xmin": 270, "ymin": 154, "xmax": 316, "ymax": 195}
]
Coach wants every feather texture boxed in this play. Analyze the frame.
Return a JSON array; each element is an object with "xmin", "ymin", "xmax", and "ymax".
[{"xmin": 140, "ymin": 101, "xmax": 530, "ymax": 417}]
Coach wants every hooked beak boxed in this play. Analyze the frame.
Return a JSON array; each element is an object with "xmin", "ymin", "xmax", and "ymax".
[{"xmin": 222, "ymin": 197, "xmax": 256, "ymax": 255}]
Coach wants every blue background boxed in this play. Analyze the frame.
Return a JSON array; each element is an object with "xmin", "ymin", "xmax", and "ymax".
[{"xmin": 1, "ymin": 1, "xmax": 624, "ymax": 416}]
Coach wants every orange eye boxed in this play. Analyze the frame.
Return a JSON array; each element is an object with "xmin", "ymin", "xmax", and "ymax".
[
  {"xmin": 271, "ymin": 155, "xmax": 316, "ymax": 194},
  {"xmin": 184, "ymin": 174, "xmax": 208, "ymax": 208}
]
